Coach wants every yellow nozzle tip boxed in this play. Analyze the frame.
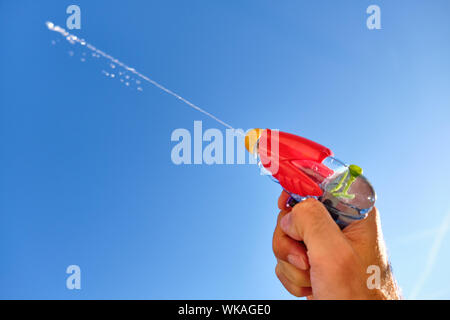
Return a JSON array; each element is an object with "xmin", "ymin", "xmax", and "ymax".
[{"xmin": 245, "ymin": 128, "xmax": 262, "ymax": 154}]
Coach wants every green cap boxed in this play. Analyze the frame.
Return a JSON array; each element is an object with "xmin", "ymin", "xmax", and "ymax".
[{"xmin": 349, "ymin": 164, "xmax": 363, "ymax": 178}]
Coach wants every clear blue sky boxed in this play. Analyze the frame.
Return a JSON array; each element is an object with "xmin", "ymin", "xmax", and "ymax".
[{"xmin": 1, "ymin": 0, "xmax": 449, "ymax": 299}]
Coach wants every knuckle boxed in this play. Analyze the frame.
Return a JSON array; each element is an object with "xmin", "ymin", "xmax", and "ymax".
[
  {"xmin": 291, "ymin": 286, "xmax": 308, "ymax": 298},
  {"xmin": 292, "ymin": 271, "xmax": 310, "ymax": 287},
  {"xmin": 275, "ymin": 263, "xmax": 282, "ymax": 279},
  {"xmin": 279, "ymin": 260, "xmax": 310, "ymax": 287},
  {"xmin": 276, "ymin": 210, "xmax": 286, "ymax": 224},
  {"xmin": 275, "ymin": 262, "xmax": 310, "ymax": 298},
  {"xmin": 278, "ymin": 198, "xmax": 284, "ymax": 210},
  {"xmin": 272, "ymin": 236, "xmax": 282, "ymax": 258},
  {"xmin": 278, "ymin": 192, "xmax": 288, "ymax": 209},
  {"xmin": 272, "ymin": 223, "xmax": 285, "ymax": 258}
]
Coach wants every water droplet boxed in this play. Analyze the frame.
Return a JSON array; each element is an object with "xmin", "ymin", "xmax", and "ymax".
[
  {"xmin": 125, "ymin": 75, "xmax": 130, "ymax": 79},
  {"xmin": 46, "ymin": 21, "xmax": 54, "ymax": 30},
  {"xmin": 66, "ymin": 35, "xmax": 77, "ymax": 44},
  {"xmin": 80, "ymin": 58, "xmax": 86, "ymax": 62},
  {"xmin": 110, "ymin": 74, "xmax": 115, "ymax": 78},
  {"xmin": 136, "ymin": 80, "xmax": 141, "ymax": 84},
  {"xmin": 51, "ymin": 40, "xmax": 56, "ymax": 45},
  {"xmin": 137, "ymin": 87, "xmax": 143, "ymax": 91},
  {"xmin": 68, "ymin": 51, "xmax": 74, "ymax": 56},
  {"xmin": 125, "ymin": 82, "xmax": 130, "ymax": 86},
  {"xmin": 110, "ymin": 63, "xmax": 116, "ymax": 69}
]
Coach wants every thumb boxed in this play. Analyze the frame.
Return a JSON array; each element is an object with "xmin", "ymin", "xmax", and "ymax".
[{"xmin": 280, "ymin": 198, "xmax": 349, "ymax": 255}]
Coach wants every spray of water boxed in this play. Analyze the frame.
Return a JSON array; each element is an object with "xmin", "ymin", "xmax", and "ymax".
[{"xmin": 45, "ymin": 21, "xmax": 236, "ymax": 131}]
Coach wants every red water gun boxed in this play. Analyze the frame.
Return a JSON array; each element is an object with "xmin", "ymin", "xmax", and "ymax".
[{"xmin": 245, "ymin": 129, "xmax": 376, "ymax": 227}]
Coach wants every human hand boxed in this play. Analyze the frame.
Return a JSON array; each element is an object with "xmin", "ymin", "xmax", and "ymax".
[{"xmin": 273, "ymin": 191, "xmax": 400, "ymax": 299}]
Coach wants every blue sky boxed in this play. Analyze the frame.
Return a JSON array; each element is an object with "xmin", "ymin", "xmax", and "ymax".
[{"xmin": 1, "ymin": 0, "xmax": 449, "ymax": 299}]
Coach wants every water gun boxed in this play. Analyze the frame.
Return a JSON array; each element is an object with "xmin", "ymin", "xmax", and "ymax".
[{"xmin": 245, "ymin": 129, "xmax": 376, "ymax": 227}]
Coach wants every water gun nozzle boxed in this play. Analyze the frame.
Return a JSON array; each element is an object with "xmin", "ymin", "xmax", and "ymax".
[{"xmin": 245, "ymin": 128, "xmax": 262, "ymax": 154}]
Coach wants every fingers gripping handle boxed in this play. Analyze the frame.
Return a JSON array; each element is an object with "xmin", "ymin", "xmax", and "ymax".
[{"xmin": 287, "ymin": 196, "xmax": 345, "ymax": 229}]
